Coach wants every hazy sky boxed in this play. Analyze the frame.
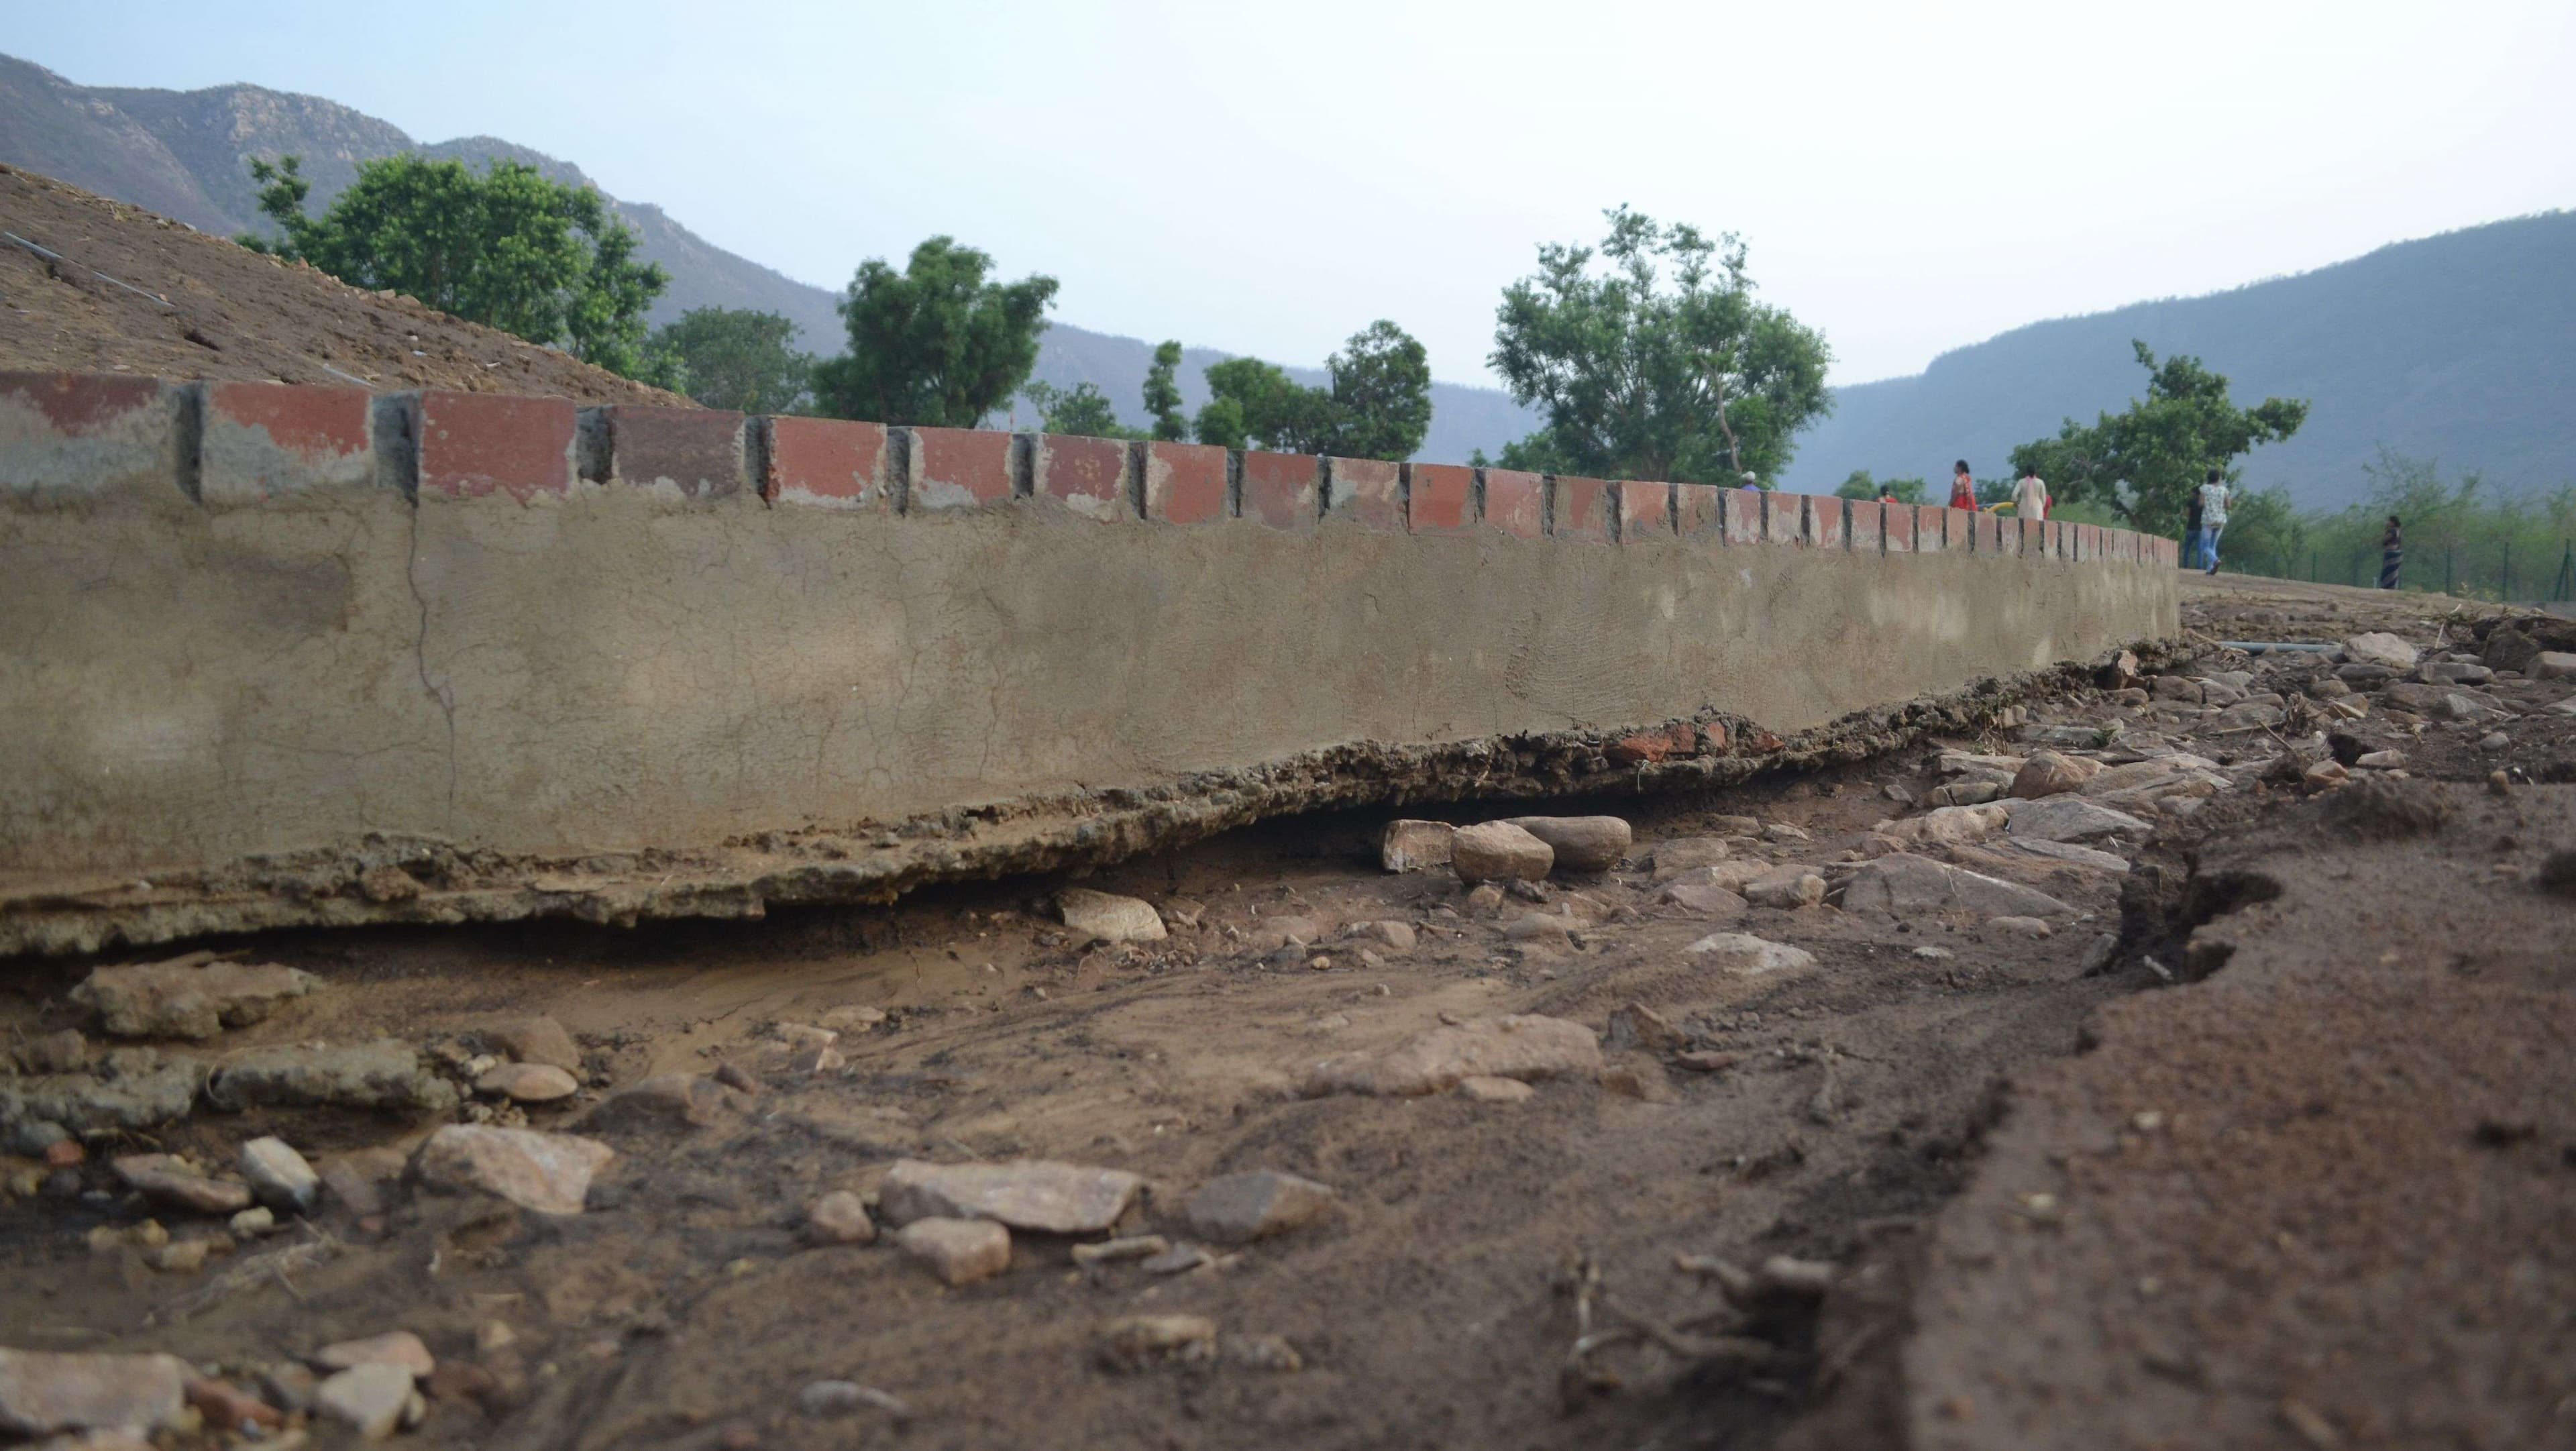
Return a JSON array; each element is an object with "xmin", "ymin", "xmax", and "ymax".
[{"xmin": 15, "ymin": 1, "xmax": 2575, "ymax": 386}]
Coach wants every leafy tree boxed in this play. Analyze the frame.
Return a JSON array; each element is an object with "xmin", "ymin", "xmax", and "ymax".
[
  {"xmin": 810, "ymin": 236, "xmax": 1057, "ymax": 427},
  {"xmin": 1190, "ymin": 321, "xmax": 1432, "ymax": 460},
  {"xmin": 1489, "ymin": 206, "xmax": 1832, "ymax": 484},
  {"xmin": 647, "ymin": 308, "xmax": 812, "ymax": 414},
  {"xmin": 1835, "ymin": 470, "xmax": 1926, "ymax": 504},
  {"xmin": 2006, "ymin": 341, "xmax": 2308, "ymax": 535},
  {"xmin": 1020, "ymin": 380, "xmax": 1140, "ymax": 439},
  {"xmin": 1142, "ymin": 341, "xmax": 1189, "ymax": 441},
  {"xmin": 244, "ymin": 154, "xmax": 668, "ymax": 378}
]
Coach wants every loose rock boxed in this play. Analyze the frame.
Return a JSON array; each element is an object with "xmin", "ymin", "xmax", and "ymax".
[
  {"xmin": 1841, "ymin": 853, "xmax": 2073, "ymax": 920},
  {"xmin": 1501, "ymin": 913, "xmax": 1571, "ymax": 945},
  {"xmin": 238, "ymin": 1136, "xmax": 319, "ymax": 1214},
  {"xmin": 207, "ymin": 1040, "xmax": 459, "ymax": 1116},
  {"xmin": 897, "ymin": 1216, "xmax": 1012, "ymax": 1286},
  {"xmin": 490, "ymin": 1016, "xmax": 582, "ymax": 1071},
  {"xmin": 1684, "ymin": 932, "xmax": 1818, "ymax": 975},
  {"xmin": 1303, "ymin": 1014, "xmax": 1601, "ymax": 1097},
  {"xmin": 1185, "ymin": 1171, "xmax": 1336, "ymax": 1244},
  {"xmin": 314, "ymin": 1362, "xmax": 419, "ymax": 1440},
  {"xmin": 185, "ymin": 1377, "xmax": 282, "ymax": 1434},
  {"xmin": 72, "ymin": 956, "xmax": 318, "ymax": 1040},
  {"xmin": 413, "ymin": 1125, "xmax": 614, "ymax": 1216},
  {"xmin": 1988, "ymin": 916, "xmax": 2053, "ymax": 938},
  {"xmin": 1647, "ymin": 837, "xmax": 1733, "ymax": 881},
  {"xmin": 1503, "ymin": 816, "xmax": 1631, "ymax": 872},
  {"xmin": 2006, "ymin": 797, "xmax": 2154, "ymax": 845},
  {"xmin": 1350, "ymin": 920, "xmax": 1417, "ymax": 951},
  {"xmin": 111, "ymin": 1153, "xmax": 252, "ymax": 1215},
  {"xmin": 1057, "ymin": 888, "xmax": 1167, "ymax": 945},
  {"xmin": 1379, "ymin": 819, "xmax": 1456, "ymax": 873},
  {"xmin": 1603, "ymin": 1003, "xmax": 1685, "ymax": 1053},
  {"xmin": 877, "ymin": 1159, "xmax": 1143, "ymax": 1234},
  {"xmin": 806, "ymin": 1189, "xmax": 876, "ymax": 1245},
  {"xmin": 1099, "ymin": 1315, "xmax": 1219, "ymax": 1371},
  {"xmin": 2343, "ymin": 632, "xmax": 2418, "ymax": 669},
  {"xmin": 317, "ymin": 1148, "xmax": 409, "ymax": 1216},
  {"xmin": 2534, "ymin": 651, "xmax": 2576, "ymax": 681},
  {"xmin": 1450, "ymin": 822, "xmax": 1554, "ymax": 883},
  {"xmin": 1456, "ymin": 1075, "xmax": 1535, "ymax": 1102},
  {"xmin": 0, "ymin": 1350, "xmax": 189, "ymax": 1438},
  {"xmin": 1657, "ymin": 881, "xmax": 1750, "ymax": 917},
  {"xmin": 2010, "ymin": 750, "xmax": 2103, "ymax": 799},
  {"xmin": 589, "ymin": 1073, "xmax": 742, "ymax": 1130},
  {"xmin": 314, "ymin": 1332, "xmax": 433, "ymax": 1378},
  {"xmin": 1742, "ymin": 868, "xmax": 1825, "ymax": 909},
  {"xmin": 475, "ymin": 1062, "xmax": 580, "ymax": 1103}
]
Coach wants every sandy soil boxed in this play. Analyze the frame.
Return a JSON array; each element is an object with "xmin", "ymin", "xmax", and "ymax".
[
  {"xmin": 0, "ymin": 164, "xmax": 682, "ymax": 403},
  {"xmin": 1, "ymin": 574, "xmax": 2569, "ymax": 1451}
]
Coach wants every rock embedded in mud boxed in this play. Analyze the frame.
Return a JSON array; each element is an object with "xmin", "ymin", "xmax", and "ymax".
[
  {"xmin": 2011, "ymin": 750, "xmax": 2103, "ymax": 799},
  {"xmin": 1603, "ymin": 1003, "xmax": 1685, "ymax": 1053},
  {"xmin": 1599, "ymin": 1057, "xmax": 1679, "ymax": 1103},
  {"xmin": 1841, "ymin": 853, "xmax": 2072, "ymax": 920},
  {"xmin": 898, "ymin": 1216, "xmax": 1012, "ymax": 1286},
  {"xmin": 1185, "ymin": 1171, "xmax": 1336, "ymax": 1244},
  {"xmin": 490, "ymin": 1016, "xmax": 582, "ymax": 1071},
  {"xmin": 1099, "ymin": 1315, "xmax": 1219, "ymax": 1371},
  {"xmin": 2343, "ymin": 632, "xmax": 2418, "ymax": 669},
  {"xmin": 208, "ymin": 1040, "xmax": 459, "ymax": 1116},
  {"xmin": 314, "ymin": 1362, "xmax": 419, "ymax": 1440},
  {"xmin": 2006, "ymin": 798, "xmax": 2153, "ymax": 845},
  {"xmin": 414, "ymin": 1125, "xmax": 613, "ymax": 1216},
  {"xmin": 1350, "ymin": 920, "xmax": 1416, "ymax": 951},
  {"xmin": 1380, "ymin": 819, "xmax": 1456, "ymax": 873},
  {"xmin": 1647, "ymin": 836, "xmax": 1733, "ymax": 881},
  {"xmin": 1742, "ymin": 868, "xmax": 1825, "ymax": 909},
  {"xmin": 112, "ymin": 1153, "xmax": 252, "ymax": 1214},
  {"xmin": 238, "ymin": 1136, "xmax": 319, "ymax": 1213},
  {"xmin": 1450, "ymin": 822, "xmax": 1554, "ymax": 883},
  {"xmin": 317, "ymin": 1147, "xmax": 408, "ymax": 1216},
  {"xmin": 0, "ymin": 1349, "xmax": 189, "ymax": 1438},
  {"xmin": 1057, "ymin": 888, "xmax": 1167, "ymax": 945},
  {"xmin": 70, "ymin": 955, "xmax": 319, "ymax": 1040},
  {"xmin": 1503, "ymin": 816, "xmax": 1632, "ymax": 873},
  {"xmin": 878, "ymin": 1159, "xmax": 1144, "ymax": 1234},
  {"xmin": 476, "ymin": 1062, "xmax": 580, "ymax": 1103},
  {"xmin": 20, "ymin": 1028, "xmax": 89, "ymax": 1075},
  {"xmin": 1684, "ymin": 932, "xmax": 1817, "ymax": 975},
  {"xmin": 1501, "ymin": 912, "xmax": 1571, "ymax": 945},
  {"xmin": 806, "ymin": 1189, "xmax": 877, "ymax": 1245},
  {"xmin": 1456, "ymin": 1075, "xmax": 1535, "ymax": 1102},
  {"xmin": 1657, "ymin": 881, "xmax": 1750, "ymax": 917},
  {"xmin": 1, "ymin": 1053, "xmax": 201, "ymax": 1140},
  {"xmin": 1988, "ymin": 916, "xmax": 2053, "ymax": 938},
  {"xmin": 1302, "ymin": 1014, "xmax": 1601, "ymax": 1097},
  {"xmin": 2534, "ymin": 651, "xmax": 2576, "ymax": 681},
  {"xmin": 589, "ymin": 1073, "xmax": 742, "ymax": 1130},
  {"xmin": 313, "ymin": 1331, "xmax": 433, "ymax": 1378},
  {"xmin": 186, "ymin": 1376, "xmax": 283, "ymax": 1434}
]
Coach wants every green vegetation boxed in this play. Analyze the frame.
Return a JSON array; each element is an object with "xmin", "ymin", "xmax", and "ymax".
[
  {"xmin": 2206, "ymin": 451, "xmax": 2576, "ymax": 601},
  {"xmin": 1835, "ymin": 470, "xmax": 1926, "ymax": 504},
  {"xmin": 1488, "ymin": 207, "xmax": 1831, "ymax": 485},
  {"xmin": 646, "ymin": 308, "xmax": 812, "ymax": 414},
  {"xmin": 245, "ymin": 153, "xmax": 669, "ymax": 380},
  {"xmin": 1142, "ymin": 341, "xmax": 1189, "ymax": 442},
  {"xmin": 2007, "ymin": 342, "xmax": 2307, "ymax": 535},
  {"xmin": 812, "ymin": 236, "xmax": 1057, "ymax": 427},
  {"xmin": 1192, "ymin": 321, "xmax": 1431, "ymax": 461},
  {"xmin": 1020, "ymin": 380, "xmax": 1138, "ymax": 439}
]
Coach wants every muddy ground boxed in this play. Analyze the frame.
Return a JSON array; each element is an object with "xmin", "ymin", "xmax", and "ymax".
[{"xmin": 3, "ymin": 575, "xmax": 2571, "ymax": 1450}]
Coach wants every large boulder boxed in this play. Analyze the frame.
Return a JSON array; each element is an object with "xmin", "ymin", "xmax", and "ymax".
[
  {"xmin": 1450, "ymin": 822, "xmax": 1554, "ymax": 883},
  {"xmin": 1303, "ymin": 1014, "xmax": 1600, "ymax": 1097},
  {"xmin": 72, "ymin": 955, "xmax": 318, "ymax": 1040},
  {"xmin": 1840, "ymin": 853, "xmax": 2073, "ymax": 920},
  {"xmin": 1504, "ymin": 816, "xmax": 1631, "ymax": 873},
  {"xmin": 2010, "ymin": 751, "xmax": 2103, "ymax": 799}
]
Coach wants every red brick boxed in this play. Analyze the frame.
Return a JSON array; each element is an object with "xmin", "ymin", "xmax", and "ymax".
[
  {"xmin": 1407, "ymin": 463, "xmax": 1474, "ymax": 535},
  {"xmin": 1481, "ymin": 468, "xmax": 1544, "ymax": 538},
  {"xmin": 1847, "ymin": 496, "xmax": 1882, "ymax": 553},
  {"xmin": 907, "ymin": 426, "xmax": 1014, "ymax": 510},
  {"xmin": 766, "ymin": 416, "xmax": 892, "ymax": 510},
  {"xmin": 1721, "ymin": 486, "xmax": 1764, "ymax": 545},
  {"xmin": 1325, "ymin": 456, "xmax": 1403, "ymax": 530},
  {"xmin": 1615, "ymin": 480, "xmax": 1672, "ymax": 541},
  {"xmin": 1755, "ymin": 489, "xmax": 1803, "ymax": 543},
  {"xmin": 0, "ymin": 372, "xmax": 186, "ymax": 499},
  {"xmin": 199, "ymin": 381, "xmax": 374, "ymax": 503},
  {"xmin": 1976, "ymin": 511, "xmax": 2004, "ymax": 554},
  {"xmin": 1032, "ymin": 433, "xmax": 1132, "ymax": 519},
  {"xmin": 417, "ymin": 391, "xmax": 576, "ymax": 502},
  {"xmin": 1142, "ymin": 440, "xmax": 1226, "ymax": 524},
  {"xmin": 1806, "ymin": 494, "xmax": 1846, "ymax": 549},
  {"xmin": 1552, "ymin": 476, "xmax": 1613, "ymax": 543},
  {"xmin": 1240, "ymin": 451, "xmax": 1319, "ymax": 529},
  {"xmin": 1913, "ymin": 504, "xmax": 1946, "ymax": 552},
  {"xmin": 1674, "ymin": 482, "xmax": 1723, "ymax": 540},
  {"xmin": 603, "ymin": 405, "xmax": 748, "ymax": 500},
  {"xmin": 1879, "ymin": 499, "xmax": 1913, "ymax": 552}
]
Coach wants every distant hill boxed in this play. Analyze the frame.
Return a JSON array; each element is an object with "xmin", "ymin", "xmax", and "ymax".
[
  {"xmin": 0, "ymin": 54, "xmax": 1538, "ymax": 462},
  {"xmin": 1782, "ymin": 211, "xmax": 2576, "ymax": 508}
]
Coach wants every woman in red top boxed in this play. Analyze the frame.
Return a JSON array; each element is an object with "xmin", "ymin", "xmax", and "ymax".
[{"xmin": 1948, "ymin": 460, "xmax": 1977, "ymax": 510}]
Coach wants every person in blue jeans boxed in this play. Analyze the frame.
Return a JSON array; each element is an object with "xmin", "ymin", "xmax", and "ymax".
[{"xmin": 2196, "ymin": 470, "xmax": 2231, "ymax": 576}]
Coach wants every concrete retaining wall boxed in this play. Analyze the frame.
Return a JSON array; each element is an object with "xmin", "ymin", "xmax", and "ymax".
[{"xmin": 0, "ymin": 372, "xmax": 2178, "ymax": 953}]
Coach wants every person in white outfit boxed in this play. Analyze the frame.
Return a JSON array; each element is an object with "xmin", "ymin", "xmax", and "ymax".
[
  {"xmin": 2011, "ymin": 466, "xmax": 2050, "ymax": 521},
  {"xmin": 2196, "ymin": 470, "xmax": 2231, "ymax": 576}
]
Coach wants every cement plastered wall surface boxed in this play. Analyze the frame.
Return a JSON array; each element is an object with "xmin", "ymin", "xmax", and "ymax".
[{"xmin": 1, "ymin": 373, "xmax": 2177, "ymax": 946}]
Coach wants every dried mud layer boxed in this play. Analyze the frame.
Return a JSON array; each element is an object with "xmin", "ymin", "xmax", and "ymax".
[
  {"xmin": 0, "ymin": 576, "xmax": 2569, "ymax": 1451},
  {"xmin": 0, "ymin": 164, "xmax": 682, "ymax": 403}
]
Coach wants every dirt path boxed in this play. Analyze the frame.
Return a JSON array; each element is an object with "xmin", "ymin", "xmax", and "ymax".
[{"xmin": 2, "ymin": 574, "xmax": 2569, "ymax": 1450}]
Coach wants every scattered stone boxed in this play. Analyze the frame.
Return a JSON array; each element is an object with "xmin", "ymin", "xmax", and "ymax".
[
  {"xmin": 1071, "ymin": 1234, "xmax": 1170, "ymax": 1266},
  {"xmin": 1351, "ymin": 920, "xmax": 1416, "ymax": 951},
  {"xmin": 2534, "ymin": 651, "xmax": 2576, "ymax": 682},
  {"xmin": 787, "ymin": 1044, "xmax": 845, "ymax": 1074},
  {"xmin": 1057, "ymin": 888, "xmax": 1167, "ymax": 944},
  {"xmin": 1099, "ymin": 1315, "xmax": 1219, "ymax": 1371},
  {"xmin": 413, "ymin": 1125, "xmax": 614, "ymax": 1216},
  {"xmin": 2548, "ymin": 695, "xmax": 2576, "ymax": 717},
  {"xmin": 877, "ymin": 1159, "xmax": 1144, "ymax": 1233},
  {"xmin": 1501, "ymin": 913, "xmax": 1572, "ymax": 945},
  {"xmin": 314, "ymin": 1362, "xmax": 419, "ymax": 1440},
  {"xmin": 2355, "ymin": 749, "xmax": 2407, "ymax": 769},
  {"xmin": 2302, "ymin": 760, "xmax": 2351, "ymax": 790},
  {"xmin": 1380, "ymin": 820, "xmax": 1457, "ymax": 873},
  {"xmin": 1599, "ymin": 1057, "xmax": 1679, "ymax": 1103},
  {"xmin": 1226, "ymin": 1334, "xmax": 1305, "ymax": 1373},
  {"xmin": 1456, "ymin": 1075, "xmax": 1535, "ymax": 1102},
  {"xmin": 475, "ymin": 1062, "xmax": 580, "ymax": 1103},
  {"xmin": 897, "ymin": 1216, "xmax": 1012, "ymax": 1286},
  {"xmin": 1741, "ymin": 868, "xmax": 1825, "ymax": 909},
  {"xmin": 1504, "ymin": 816, "xmax": 1631, "ymax": 872},
  {"xmin": 1248, "ymin": 915, "xmax": 1330, "ymax": 951},
  {"xmin": 1930, "ymin": 779, "xmax": 2006, "ymax": 807},
  {"xmin": 2010, "ymin": 750, "xmax": 2103, "ymax": 799},
  {"xmin": 111, "ymin": 1153, "xmax": 252, "ymax": 1214},
  {"xmin": 317, "ymin": 1148, "xmax": 408, "ymax": 1217},
  {"xmin": 2424, "ymin": 661, "xmax": 2496, "ymax": 685},
  {"xmin": 1603, "ymin": 1003, "xmax": 1686, "ymax": 1053},
  {"xmin": 1989, "ymin": 837, "xmax": 2133, "ymax": 874},
  {"xmin": 1684, "ymin": 932, "xmax": 1817, "ymax": 975},
  {"xmin": 1303, "ymin": 1014, "xmax": 1601, "ymax": 1097},
  {"xmin": 0, "ymin": 1350, "xmax": 189, "ymax": 1438},
  {"xmin": 71, "ymin": 956, "xmax": 318, "ymax": 1040},
  {"xmin": 185, "ymin": 1377, "xmax": 282, "ymax": 1434},
  {"xmin": 1656, "ymin": 881, "xmax": 1750, "ymax": 917},
  {"xmin": 2024, "ymin": 722, "xmax": 2116, "ymax": 750},
  {"xmin": 207, "ymin": 1040, "xmax": 459, "ymax": 1116},
  {"xmin": 1869, "ymin": 802, "xmax": 2011, "ymax": 851},
  {"xmin": 488, "ymin": 1016, "xmax": 582, "ymax": 1071},
  {"xmin": 1140, "ymin": 1244, "xmax": 1211, "ymax": 1274},
  {"xmin": 1762, "ymin": 821, "xmax": 1811, "ymax": 843},
  {"xmin": 2079, "ymin": 933, "xmax": 2120, "ymax": 973},
  {"xmin": 1988, "ymin": 916, "xmax": 2053, "ymax": 938},
  {"xmin": 1464, "ymin": 883, "xmax": 1506, "ymax": 913},
  {"xmin": 2475, "ymin": 732, "xmax": 2510, "ymax": 751},
  {"xmin": 259, "ymin": 1362, "xmax": 319, "ymax": 1415},
  {"xmin": 796, "ymin": 1380, "xmax": 908, "ymax": 1419},
  {"xmin": 1185, "ymin": 1171, "xmax": 1336, "ymax": 1244},
  {"xmin": 712, "ymin": 1061, "xmax": 763, "ymax": 1094},
  {"xmin": 2006, "ymin": 797, "xmax": 2153, "ymax": 845},
  {"xmin": 1709, "ymin": 814, "xmax": 1763, "ymax": 836},
  {"xmin": 1450, "ymin": 822, "xmax": 1554, "ymax": 883},
  {"xmin": 238, "ymin": 1137, "xmax": 319, "ymax": 1214},
  {"xmin": 1841, "ymin": 853, "xmax": 2073, "ymax": 920},
  {"xmin": 1647, "ymin": 837, "xmax": 1733, "ymax": 880},
  {"xmin": 143, "ymin": 1238, "xmax": 212, "ymax": 1273},
  {"xmin": 314, "ymin": 1332, "xmax": 433, "ymax": 1379},
  {"xmin": 229, "ymin": 1205, "xmax": 276, "ymax": 1236},
  {"xmin": 818, "ymin": 1005, "xmax": 887, "ymax": 1032},
  {"xmin": 2341, "ymin": 632, "xmax": 2418, "ymax": 669},
  {"xmin": 806, "ymin": 1189, "xmax": 876, "ymax": 1245},
  {"xmin": 589, "ymin": 1073, "xmax": 743, "ymax": 1130},
  {"xmin": 2151, "ymin": 675, "xmax": 2203, "ymax": 702},
  {"xmin": 1911, "ymin": 945, "xmax": 1955, "ymax": 962},
  {"xmin": 1674, "ymin": 1050, "xmax": 1739, "ymax": 1073}
]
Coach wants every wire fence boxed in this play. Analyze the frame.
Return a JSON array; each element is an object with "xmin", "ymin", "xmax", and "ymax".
[{"xmin": 2194, "ymin": 537, "xmax": 2576, "ymax": 603}]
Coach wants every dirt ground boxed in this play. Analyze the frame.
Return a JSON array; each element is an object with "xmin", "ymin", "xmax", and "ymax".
[
  {"xmin": 2, "ymin": 574, "xmax": 2571, "ymax": 1450},
  {"xmin": 0, "ymin": 164, "xmax": 682, "ymax": 403}
]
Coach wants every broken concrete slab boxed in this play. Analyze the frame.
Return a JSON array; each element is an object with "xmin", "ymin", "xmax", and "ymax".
[
  {"xmin": 71, "ymin": 955, "xmax": 318, "ymax": 1040},
  {"xmin": 206, "ymin": 1040, "xmax": 459, "ymax": 1116},
  {"xmin": 1379, "ymin": 820, "xmax": 1456, "ymax": 872}
]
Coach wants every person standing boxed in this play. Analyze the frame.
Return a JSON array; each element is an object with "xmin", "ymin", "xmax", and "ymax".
[
  {"xmin": 2196, "ymin": 470, "xmax": 2231, "ymax": 576},
  {"xmin": 2183, "ymin": 488, "xmax": 2204, "ymax": 568},
  {"xmin": 2378, "ymin": 515, "xmax": 2404, "ymax": 589},
  {"xmin": 2011, "ymin": 465, "xmax": 2050, "ymax": 521},
  {"xmin": 1949, "ymin": 460, "xmax": 1977, "ymax": 511}
]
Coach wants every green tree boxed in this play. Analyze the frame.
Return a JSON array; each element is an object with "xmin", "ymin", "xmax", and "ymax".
[
  {"xmin": 2006, "ymin": 341, "xmax": 2308, "ymax": 535},
  {"xmin": 1142, "ymin": 340, "xmax": 1189, "ymax": 442},
  {"xmin": 1195, "ymin": 357, "xmax": 1334, "ymax": 453},
  {"xmin": 647, "ymin": 308, "xmax": 813, "ymax": 414},
  {"xmin": 1835, "ymin": 470, "xmax": 1926, "ymax": 504},
  {"xmin": 244, "ymin": 154, "xmax": 668, "ymax": 378},
  {"xmin": 1020, "ymin": 380, "xmax": 1139, "ymax": 439},
  {"xmin": 1489, "ymin": 206, "xmax": 1832, "ymax": 484},
  {"xmin": 810, "ymin": 236, "xmax": 1057, "ymax": 426},
  {"xmin": 1189, "ymin": 321, "xmax": 1432, "ymax": 460}
]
